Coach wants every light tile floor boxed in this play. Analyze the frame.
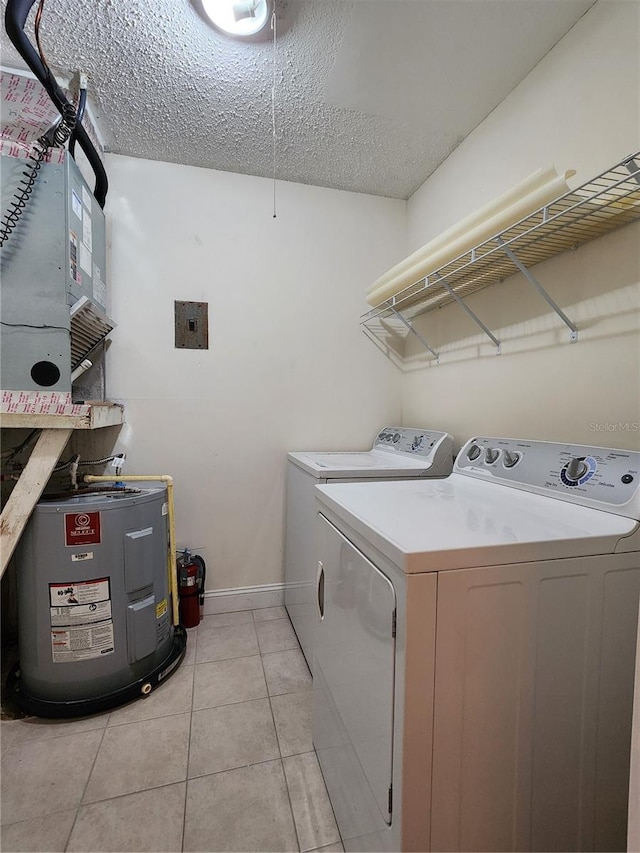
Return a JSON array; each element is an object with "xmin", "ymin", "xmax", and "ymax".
[{"xmin": 1, "ymin": 607, "xmax": 343, "ymax": 853}]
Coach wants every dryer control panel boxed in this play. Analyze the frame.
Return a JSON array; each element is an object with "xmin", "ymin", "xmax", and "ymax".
[
  {"xmin": 374, "ymin": 427, "xmax": 453, "ymax": 460},
  {"xmin": 456, "ymin": 436, "xmax": 640, "ymax": 517}
]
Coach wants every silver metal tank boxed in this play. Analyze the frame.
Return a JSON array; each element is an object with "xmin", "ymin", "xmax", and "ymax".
[{"xmin": 11, "ymin": 486, "xmax": 186, "ymax": 717}]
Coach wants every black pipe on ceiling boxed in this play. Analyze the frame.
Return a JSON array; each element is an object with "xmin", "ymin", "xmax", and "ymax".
[{"xmin": 4, "ymin": 0, "xmax": 108, "ymax": 207}]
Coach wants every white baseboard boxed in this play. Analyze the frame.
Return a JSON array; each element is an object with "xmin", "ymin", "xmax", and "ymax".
[{"xmin": 202, "ymin": 583, "xmax": 285, "ymax": 615}]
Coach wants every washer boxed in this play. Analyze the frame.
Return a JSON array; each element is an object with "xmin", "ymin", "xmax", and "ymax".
[
  {"xmin": 314, "ymin": 436, "xmax": 640, "ymax": 852},
  {"xmin": 284, "ymin": 427, "xmax": 453, "ymax": 667}
]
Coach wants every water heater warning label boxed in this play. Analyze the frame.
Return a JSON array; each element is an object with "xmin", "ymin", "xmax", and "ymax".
[
  {"xmin": 50, "ymin": 578, "xmax": 109, "ymax": 607},
  {"xmin": 50, "ymin": 599, "xmax": 111, "ymax": 627},
  {"xmin": 49, "ymin": 578, "xmax": 114, "ymax": 663},
  {"xmin": 65, "ymin": 511, "xmax": 101, "ymax": 546},
  {"xmin": 51, "ymin": 624, "xmax": 114, "ymax": 662}
]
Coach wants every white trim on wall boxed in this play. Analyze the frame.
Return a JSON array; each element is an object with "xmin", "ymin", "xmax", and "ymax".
[{"xmin": 202, "ymin": 583, "xmax": 285, "ymax": 615}]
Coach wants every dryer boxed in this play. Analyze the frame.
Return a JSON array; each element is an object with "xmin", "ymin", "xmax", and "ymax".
[
  {"xmin": 284, "ymin": 427, "xmax": 453, "ymax": 669},
  {"xmin": 314, "ymin": 436, "xmax": 640, "ymax": 852}
]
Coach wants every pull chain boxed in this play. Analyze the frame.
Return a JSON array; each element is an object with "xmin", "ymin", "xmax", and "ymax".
[{"xmin": 271, "ymin": 8, "xmax": 277, "ymax": 219}]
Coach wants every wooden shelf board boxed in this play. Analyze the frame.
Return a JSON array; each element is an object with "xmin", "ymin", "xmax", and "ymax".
[{"xmin": 0, "ymin": 402, "xmax": 124, "ymax": 430}]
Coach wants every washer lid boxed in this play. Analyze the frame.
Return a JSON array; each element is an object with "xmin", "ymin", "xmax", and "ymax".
[
  {"xmin": 316, "ymin": 476, "xmax": 638, "ymax": 573},
  {"xmin": 288, "ymin": 449, "xmax": 433, "ymax": 478}
]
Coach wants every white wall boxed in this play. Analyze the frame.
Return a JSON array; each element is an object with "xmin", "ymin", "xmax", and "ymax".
[
  {"xmin": 402, "ymin": 0, "xmax": 640, "ymax": 451},
  {"xmin": 103, "ymin": 155, "xmax": 405, "ymax": 590}
]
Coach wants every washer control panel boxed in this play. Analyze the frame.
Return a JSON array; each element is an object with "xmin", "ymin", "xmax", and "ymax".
[
  {"xmin": 374, "ymin": 427, "xmax": 453, "ymax": 460},
  {"xmin": 456, "ymin": 436, "xmax": 640, "ymax": 514}
]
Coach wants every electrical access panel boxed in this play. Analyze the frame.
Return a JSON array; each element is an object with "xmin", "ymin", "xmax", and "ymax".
[{"xmin": 0, "ymin": 152, "xmax": 111, "ymax": 393}]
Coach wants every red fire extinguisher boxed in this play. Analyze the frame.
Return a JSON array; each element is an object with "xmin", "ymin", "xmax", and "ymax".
[{"xmin": 177, "ymin": 550, "xmax": 206, "ymax": 628}]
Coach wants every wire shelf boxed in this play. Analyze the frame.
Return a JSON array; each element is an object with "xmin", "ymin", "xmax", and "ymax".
[{"xmin": 362, "ymin": 152, "xmax": 640, "ymax": 328}]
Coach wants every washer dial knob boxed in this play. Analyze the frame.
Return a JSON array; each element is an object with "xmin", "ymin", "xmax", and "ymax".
[
  {"xmin": 485, "ymin": 448, "xmax": 500, "ymax": 465},
  {"xmin": 561, "ymin": 456, "xmax": 597, "ymax": 486},
  {"xmin": 466, "ymin": 443, "xmax": 482, "ymax": 461},
  {"xmin": 503, "ymin": 450, "xmax": 521, "ymax": 469},
  {"xmin": 566, "ymin": 457, "xmax": 589, "ymax": 481}
]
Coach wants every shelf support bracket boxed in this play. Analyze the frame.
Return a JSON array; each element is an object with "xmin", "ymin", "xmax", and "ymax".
[
  {"xmin": 434, "ymin": 273, "xmax": 501, "ymax": 353},
  {"xmin": 624, "ymin": 157, "xmax": 640, "ymax": 185},
  {"xmin": 389, "ymin": 306, "xmax": 439, "ymax": 362},
  {"xmin": 497, "ymin": 238, "xmax": 578, "ymax": 342}
]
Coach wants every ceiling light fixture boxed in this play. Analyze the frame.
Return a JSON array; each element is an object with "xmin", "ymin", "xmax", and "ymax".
[{"xmin": 202, "ymin": 0, "xmax": 272, "ymax": 37}]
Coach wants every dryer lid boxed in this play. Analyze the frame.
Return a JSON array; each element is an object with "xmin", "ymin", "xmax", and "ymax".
[{"xmin": 289, "ymin": 449, "xmax": 431, "ymax": 477}]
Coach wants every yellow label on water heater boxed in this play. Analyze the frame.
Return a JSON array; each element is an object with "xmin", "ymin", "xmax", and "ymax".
[{"xmin": 156, "ymin": 598, "xmax": 168, "ymax": 619}]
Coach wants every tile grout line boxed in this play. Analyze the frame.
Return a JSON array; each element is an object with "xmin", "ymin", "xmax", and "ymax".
[
  {"xmin": 3, "ymin": 699, "xmax": 195, "ymax": 740},
  {"xmin": 64, "ymin": 716, "xmax": 110, "ymax": 852},
  {"xmin": 257, "ymin": 612, "xmax": 302, "ymax": 853},
  {"xmin": 186, "ymin": 753, "xmax": 295, "ymax": 782},
  {"xmin": 276, "ymin": 609, "xmax": 310, "ymax": 852},
  {"xmin": 181, "ymin": 626, "xmax": 198, "ymax": 853},
  {"xmin": 102, "ymin": 705, "xmax": 194, "ymax": 730},
  {"xmin": 30, "ymin": 778, "xmax": 188, "ymax": 818},
  {"xmin": 192, "ymin": 683, "xmax": 313, "ymax": 711},
  {"xmin": 195, "ymin": 650, "xmax": 261, "ymax": 664}
]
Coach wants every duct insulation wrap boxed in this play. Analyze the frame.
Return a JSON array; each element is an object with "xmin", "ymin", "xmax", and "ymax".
[
  {"xmin": 366, "ymin": 167, "xmax": 576, "ymax": 307},
  {"xmin": 16, "ymin": 487, "xmax": 178, "ymax": 705}
]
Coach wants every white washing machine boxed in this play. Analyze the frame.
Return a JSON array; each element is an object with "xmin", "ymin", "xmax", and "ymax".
[
  {"xmin": 313, "ymin": 436, "xmax": 640, "ymax": 853},
  {"xmin": 284, "ymin": 427, "xmax": 453, "ymax": 668}
]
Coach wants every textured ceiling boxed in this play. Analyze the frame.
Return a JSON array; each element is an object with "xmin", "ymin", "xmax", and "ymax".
[{"xmin": 1, "ymin": 0, "xmax": 596, "ymax": 199}]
